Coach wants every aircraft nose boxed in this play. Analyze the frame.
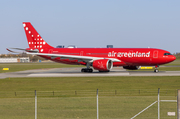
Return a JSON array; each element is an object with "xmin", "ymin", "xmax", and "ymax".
[
  {"xmin": 172, "ymin": 56, "xmax": 176, "ymax": 61},
  {"xmin": 164, "ymin": 55, "xmax": 176, "ymax": 63},
  {"xmin": 169, "ymin": 55, "xmax": 176, "ymax": 62}
]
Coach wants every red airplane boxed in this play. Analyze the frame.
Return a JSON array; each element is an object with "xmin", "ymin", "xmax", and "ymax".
[{"xmin": 7, "ymin": 22, "xmax": 176, "ymax": 73}]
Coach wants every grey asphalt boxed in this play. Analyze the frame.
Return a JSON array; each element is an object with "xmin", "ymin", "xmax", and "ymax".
[{"xmin": 0, "ymin": 67, "xmax": 180, "ymax": 79}]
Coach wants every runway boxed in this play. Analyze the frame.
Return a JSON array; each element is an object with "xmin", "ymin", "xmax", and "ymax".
[{"xmin": 1, "ymin": 67, "xmax": 180, "ymax": 79}]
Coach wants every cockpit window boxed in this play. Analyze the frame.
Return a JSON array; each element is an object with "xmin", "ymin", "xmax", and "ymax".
[{"xmin": 164, "ymin": 53, "xmax": 172, "ymax": 56}]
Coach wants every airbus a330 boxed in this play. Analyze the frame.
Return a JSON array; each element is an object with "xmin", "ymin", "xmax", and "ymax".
[{"xmin": 7, "ymin": 22, "xmax": 176, "ymax": 73}]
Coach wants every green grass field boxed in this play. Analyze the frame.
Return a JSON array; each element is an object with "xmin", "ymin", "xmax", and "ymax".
[
  {"xmin": 0, "ymin": 76, "xmax": 179, "ymax": 119},
  {"xmin": 0, "ymin": 59, "xmax": 180, "ymax": 119},
  {"xmin": 0, "ymin": 76, "xmax": 180, "ymax": 94},
  {"xmin": 0, "ymin": 62, "xmax": 84, "ymax": 73},
  {"xmin": 165, "ymin": 59, "xmax": 180, "ymax": 66}
]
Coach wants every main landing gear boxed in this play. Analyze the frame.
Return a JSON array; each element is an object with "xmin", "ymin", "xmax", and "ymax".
[
  {"xmin": 81, "ymin": 68, "xmax": 93, "ymax": 73},
  {"xmin": 154, "ymin": 65, "xmax": 159, "ymax": 73},
  {"xmin": 81, "ymin": 63, "xmax": 93, "ymax": 73},
  {"xmin": 99, "ymin": 70, "xmax": 110, "ymax": 72}
]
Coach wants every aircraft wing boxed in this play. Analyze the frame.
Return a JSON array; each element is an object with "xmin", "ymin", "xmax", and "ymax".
[{"xmin": 26, "ymin": 52, "xmax": 121, "ymax": 63}]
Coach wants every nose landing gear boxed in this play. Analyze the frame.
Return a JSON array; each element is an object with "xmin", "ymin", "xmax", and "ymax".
[{"xmin": 154, "ymin": 65, "xmax": 159, "ymax": 73}]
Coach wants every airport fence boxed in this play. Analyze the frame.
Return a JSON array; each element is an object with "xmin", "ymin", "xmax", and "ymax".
[{"xmin": 0, "ymin": 89, "xmax": 178, "ymax": 119}]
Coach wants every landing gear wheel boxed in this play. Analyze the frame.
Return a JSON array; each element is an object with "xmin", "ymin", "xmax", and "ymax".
[
  {"xmin": 99, "ymin": 70, "xmax": 110, "ymax": 72},
  {"xmin": 154, "ymin": 65, "xmax": 159, "ymax": 73},
  {"xmin": 154, "ymin": 69, "xmax": 159, "ymax": 73},
  {"xmin": 81, "ymin": 68, "xmax": 85, "ymax": 72},
  {"xmin": 87, "ymin": 68, "xmax": 93, "ymax": 72},
  {"xmin": 81, "ymin": 68, "xmax": 93, "ymax": 73}
]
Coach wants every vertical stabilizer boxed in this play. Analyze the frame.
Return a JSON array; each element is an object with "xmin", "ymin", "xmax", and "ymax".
[{"xmin": 23, "ymin": 22, "xmax": 53, "ymax": 52}]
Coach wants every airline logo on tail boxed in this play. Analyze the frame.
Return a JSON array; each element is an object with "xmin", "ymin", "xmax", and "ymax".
[{"xmin": 23, "ymin": 22, "xmax": 53, "ymax": 52}]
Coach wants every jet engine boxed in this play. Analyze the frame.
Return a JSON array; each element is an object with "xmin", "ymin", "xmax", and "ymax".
[
  {"xmin": 123, "ymin": 66, "xmax": 139, "ymax": 70},
  {"xmin": 92, "ymin": 59, "xmax": 113, "ymax": 71}
]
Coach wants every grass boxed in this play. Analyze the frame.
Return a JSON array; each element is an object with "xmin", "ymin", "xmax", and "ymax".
[
  {"xmin": 0, "ymin": 60, "xmax": 180, "ymax": 119},
  {"xmin": 0, "ymin": 96, "xmax": 168, "ymax": 119},
  {"xmin": 0, "ymin": 62, "xmax": 84, "ymax": 73},
  {"xmin": 0, "ymin": 76, "xmax": 179, "ymax": 119},
  {"xmin": 1, "ymin": 96, "xmax": 176, "ymax": 119},
  {"xmin": 0, "ymin": 76, "xmax": 180, "ymax": 94},
  {"xmin": 164, "ymin": 59, "xmax": 180, "ymax": 66},
  {"xmin": 175, "ymin": 56, "xmax": 180, "ymax": 60}
]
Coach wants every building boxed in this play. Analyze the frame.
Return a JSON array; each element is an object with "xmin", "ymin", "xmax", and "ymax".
[{"xmin": 0, "ymin": 57, "xmax": 29, "ymax": 63}]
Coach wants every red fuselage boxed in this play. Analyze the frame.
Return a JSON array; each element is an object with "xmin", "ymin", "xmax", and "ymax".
[{"xmin": 37, "ymin": 47, "xmax": 176, "ymax": 67}]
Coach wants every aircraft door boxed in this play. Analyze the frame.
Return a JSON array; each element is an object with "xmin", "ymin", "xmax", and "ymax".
[
  {"xmin": 80, "ymin": 51, "xmax": 83, "ymax": 56},
  {"xmin": 153, "ymin": 50, "xmax": 158, "ymax": 58}
]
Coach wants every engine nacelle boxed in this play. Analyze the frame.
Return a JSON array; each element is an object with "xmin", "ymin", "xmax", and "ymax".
[
  {"xmin": 123, "ymin": 66, "xmax": 139, "ymax": 70},
  {"xmin": 93, "ymin": 59, "xmax": 113, "ymax": 71}
]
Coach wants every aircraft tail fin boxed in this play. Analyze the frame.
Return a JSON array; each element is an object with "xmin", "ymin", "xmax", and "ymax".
[{"xmin": 23, "ymin": 22, "xmax": 53, "ymax": 52}]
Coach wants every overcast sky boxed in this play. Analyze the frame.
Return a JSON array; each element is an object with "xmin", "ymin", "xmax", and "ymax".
[{"xmin": 0, "ymin": 0, "xmax": 180, "ymax": 54}]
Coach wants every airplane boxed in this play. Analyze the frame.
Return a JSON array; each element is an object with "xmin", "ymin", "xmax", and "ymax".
[{"xmin": 7, "ymin": 22, "xmax": 176, "ymax": 73}]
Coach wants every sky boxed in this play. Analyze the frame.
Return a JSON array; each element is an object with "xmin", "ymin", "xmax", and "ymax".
[{"xmin": 0, "ymin": 0, "xmax": 180, "ymax": 54}]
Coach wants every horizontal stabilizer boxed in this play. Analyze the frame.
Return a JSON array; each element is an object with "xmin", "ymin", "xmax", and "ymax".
[
  {"xmin": 7, "ymin": 48, "xmax": 39, "ymax": 53},
  {"xmin": 6, "ymin": 48, "xmax": 22, "ymax": 53}
]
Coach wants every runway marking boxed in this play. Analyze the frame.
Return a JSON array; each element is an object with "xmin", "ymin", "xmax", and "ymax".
[{"xmin": 27, "ymin": 72, "xmax": 130, "ymax": 77}]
